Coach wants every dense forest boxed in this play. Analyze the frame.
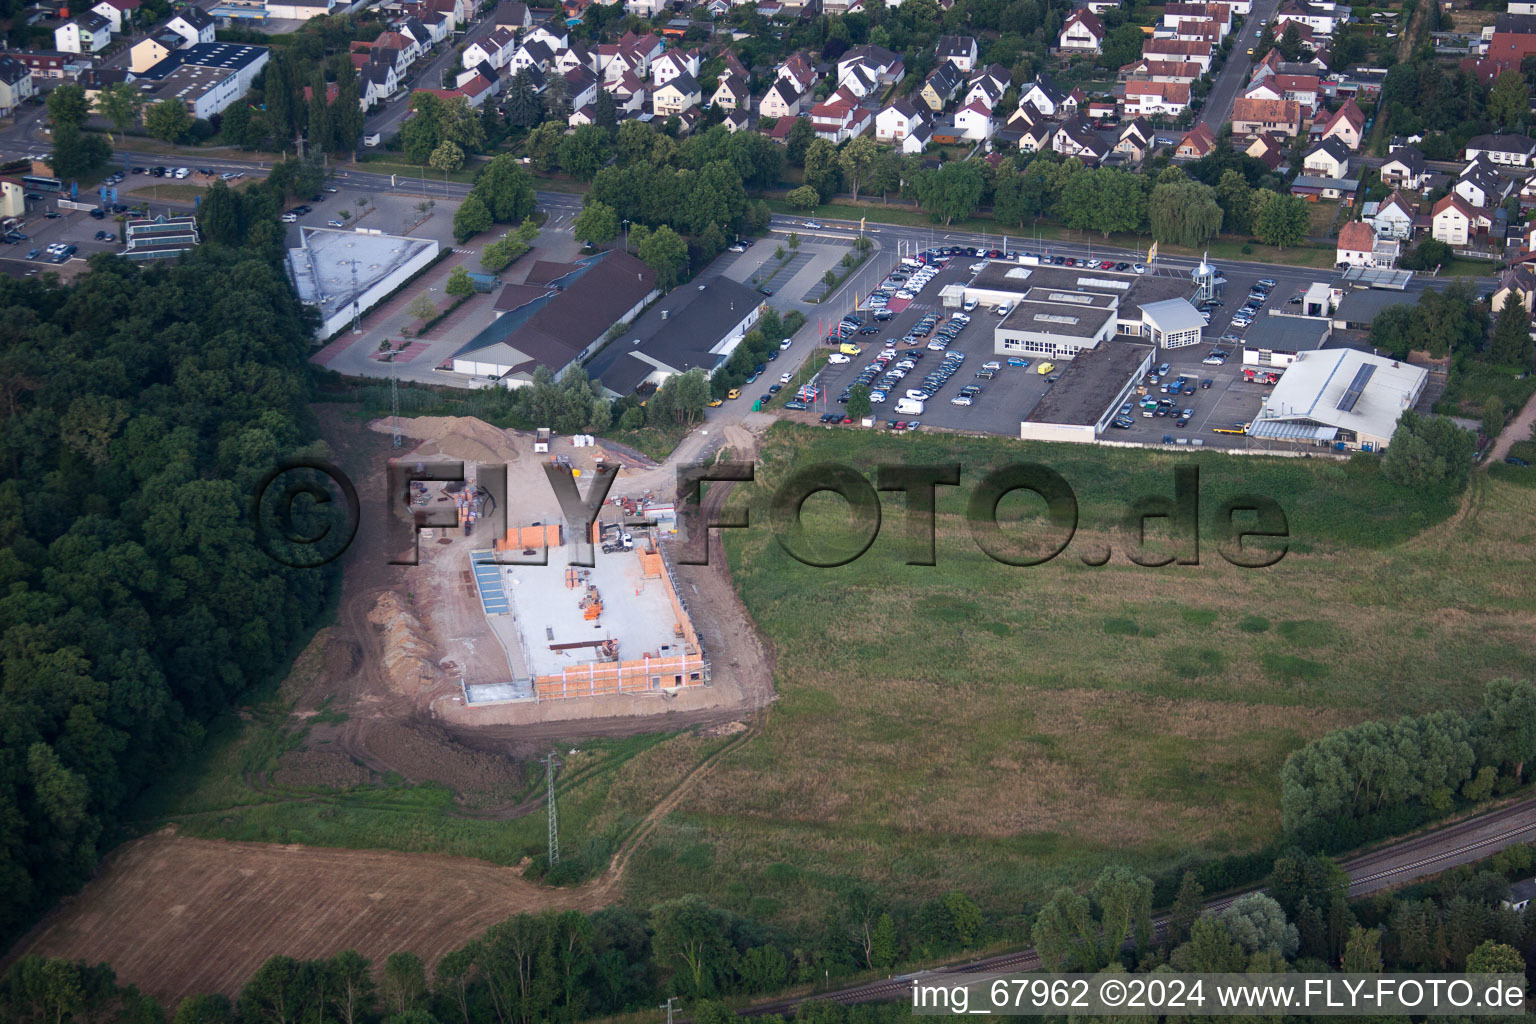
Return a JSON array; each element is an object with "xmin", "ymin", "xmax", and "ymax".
[{"xmin": 0, "ymin": 216, "xmax": 333, "ymax": 941}]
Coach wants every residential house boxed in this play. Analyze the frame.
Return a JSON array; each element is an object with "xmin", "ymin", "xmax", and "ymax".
[
  {"xmin": 1367, "ymin": 192, "xmax": 1416, "ymax": 239},
  {"xmin": 1161, "ymin": 2, "xmax": 1232, "ymax": 33},
  {"xmin": 463, "ymin": 28, "xmax": 517, "ymax": 71},
  {"xmin": 1171, "ymin": 18, "xmax": 1222, "ymax": 45},
  {"xmin": 90, "ymin": 0, "xmax": 138, "ymax": 33},
  {"xmin": 968, "ymin": 63, "xmax": 1011, "ymax": 96},
  {"xmin": 1123, "ymin": 79, "xmax": 1190, "ymax": 117},
  {"xmin": 1303, "ymin": 136, "xmax": 1350, "ymax": 179},
  {"xmin": 1115, "ymin": 117, "xmax": 1154, "ymax": 161},
  {"xmin": 361, "ymin": 61, "xmax": 400, "ymax": 106},
  {"xmin": 563, "ymin": 65, "xmax": 597, "ymax": 110},
  {"xmin": 1244, "ymin": 72, "xmax": 1320, "ymax": 113},
  {"xmin": 837, "ymin": 62, "xmax": 880, "ymax": 100},
  {"xmin": 902, "ymin": 123, "xmax": 933, "ymax": 154},
  {"xmin": 1231, "ymin": 97, "xmax": 1301, "ymax": 137},
  {"xmin": 1053, "ymin": 115, "xmax": 1108, "ymax": 163},
  {"xmin": 1245, "ymin": 131, "xmax": 1289, "ymax": 170},
  {"xmin": 1464, "ymin": 133, "xmax": 1536, "ymax": 167},
  {"xmin": 838, "ymin": 44, "xmax": 902, "ymax": 85},
  {"xmin": 759, "ymin": 79, "xmax": 802, "ymax": 119},
  {"xmin": 1335, "ymin": 220, "xmax": 1375, "ymax": 267},
  {"xmin": 607, "ymin": 70, "xmax": 646, "ymax": 113},
  {"xmin": 494, "ymin": 0, "xmax": 531, "ymax": 27},
  {"xmin": 9, "ymin": 51, "xmax": 69, "ymax": 81},
  {"xmin": 1432, "ymin": 193, "xmax": 1482, "ymax": 245},
  {"xmin": 166, "ymin": 7, "xmax": 215, "ymax": 45},
  {"xmin": 1119, "ymin": 57, "xmax": 1203, "ymax": 83},
  {"xmin": 1492, "ymin": 263, "xmax": 1536, "ymax": 314},
  {"xmin": 1379, "ymin": 144, "xmax": 1428, "ymax": 190},
  {"xmin": 1455, "ymin": 154, "xmax": 1513, "ymax": 209},
  {"xmin": 1058, "ymin": 8, "xmax": 1105, "ymax": 52},
  {"xmin": 808, "ymin": 86, "xmax": 871, "ymax": 141},
  {"xmin": 1475, "ymin": 12, "xmax": 1536, "ymax": 79},
  {"xmin": 1274, "ymin": 0, "xmax": 1350, "ymax": 38},
  {"xmin": 918, "ymin": 61, "xmax": 963, "ymax": 111},
  {"xmin": 651, "ymin": 48, "xmax": 700, "ymax": 88},
  {"xmin": 652, "ymin": 70, "xmax": 700, "ymax": 117},
  {"xmin": 1320, "ymin": 97, "xmax": 1365, "ymax": 150},
  {"xmin": 874, "ymin": 98, "xmax": 925, "ymax": 141},
  {"xmin": 1018, "ymin": 73, "xmax": 1070, "ymax": 116},
  {"xmin": 954, "ymin": 98, "xmax": 994, "ymax": 139},
  {"xmin": 723, "ymin": 107, "xmax": 750, "ymax": 133},
  {"xmin": 775, "ymin": 51, "xmax": 817, "ymax": 95},
  {"xmin": 963, "ymin": 73, "xmax": 1004, "ymax": 110},
  {"xmin": 936, "ymin": 34, "xmax": 978, "ymax": 72},
  {"xmin": 1140, "ymin": 37, "xmax": 1214, "ymax": 71},
  {"xmin": 1175, "ymin": 122, "xmax": 1216, "ymax": 158},
  {"xmin": 55, "ymin": 14, "xmax": 111, "ymax": 54},
  {"xmin": 551, "ymin": 44, "xmax": 591, "ymax": 76},
  {"xmin": 1018, "ymin": 121, "xmax": 1053, "ymax": 152},
  {"xmin": 710, "ymin": 73, "xmax": 749, "ymax": 109},
  {"xmin": 0, "ymin": 57, "xmax": 34, "ymax": 115}
]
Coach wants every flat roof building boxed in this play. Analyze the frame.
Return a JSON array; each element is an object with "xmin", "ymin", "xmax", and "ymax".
[
  {"xmin": 1248, "ymin": 347, "xmax": 1428, "ymax": 451},
  {"xmin": 585, "ymin": 276, "xmax": 764, "ymax": 397},
  {"xmin": 1136, "ymin": 297, "xmax": 1205, "ymax": 349},
  {"xmin": 1019, "ymin": 340, "xmax": 1155, "ymax": 442},
  {"xmin": 288, "ymin": 227, "xmax": 440, "ymax": 338}
]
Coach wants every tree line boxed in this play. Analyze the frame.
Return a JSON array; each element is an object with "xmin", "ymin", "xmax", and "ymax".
[
  {"xmin": 0, "ymin": 231, "xmax": 332, "ymax": 943},
  {"xmin": 1281, "ymin": 678, "xmax": 1536, "ymax": 847}
]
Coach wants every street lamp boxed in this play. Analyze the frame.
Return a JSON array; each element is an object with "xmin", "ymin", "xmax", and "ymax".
[{"xmin": 622, "ymin": 219, "xmax": 630, "ymax": 254}]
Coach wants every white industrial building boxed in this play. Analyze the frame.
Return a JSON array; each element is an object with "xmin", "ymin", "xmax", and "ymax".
[
  {"xmin": 1247, "ymin": 348, "xmax": 1428, "ymax": 452},
  {"xmin": 288, "ymin": 227, "xmax": 440, "ymax": 339},
  {"xmin": 1135, "ymin": 298, "xmax": 1206, "ymax": 349},
  {"xmin": 135, "ymin": 42, "xmax": 268, "ymax": 119},
  {"xmin": 1018, "ymin": 341, "xmax": 1154, "ymax": 442}
]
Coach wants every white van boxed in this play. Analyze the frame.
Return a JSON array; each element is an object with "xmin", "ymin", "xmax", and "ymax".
[
  {"xmin": 364, "ymin": 133, "xmax": 382, "ymax": 147},
  {"xmin": 894, "ymin": 397, "xmax": 925, "ymax": 415}
]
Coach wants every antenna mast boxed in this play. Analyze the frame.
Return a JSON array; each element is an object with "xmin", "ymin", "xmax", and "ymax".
[{"xmin": 543, "ymin": 750, "xmax": 561, "ymax": 865}]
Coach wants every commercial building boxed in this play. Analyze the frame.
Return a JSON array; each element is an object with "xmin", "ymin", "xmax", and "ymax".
[
  {"xmin": 1136, "ymin": 298, "xmax": 1205, "ymax": 349},
  {"xmin": 123, "ymin": 215, "xmax": 200, "ymax": 260},
  {"xmin": 1248, "ymin": 348, "xmax": 1428, "ymax": 451},
  {"xmin": 1018, "ymin": 340, "xmax": 1154, "ymax": 442},
  {"xmin": 287, "ymin": 227, "xmax": 440, "ymax": 339},
  {"xmin": 451, "ymin": 249, "xmax": 659, "ymax": 383},
  {"xmin": 586, "ymin": 276, "xmax": 764, "ymax": 397},
  {"xmin": 133, "ymin": 42, "xmax": 269, "ymax": 118}
]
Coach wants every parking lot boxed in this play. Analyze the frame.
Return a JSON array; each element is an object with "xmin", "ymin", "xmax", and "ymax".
[{"xmin": 794, "ymin": 248, "xmax": 1060, "ymax": 433}]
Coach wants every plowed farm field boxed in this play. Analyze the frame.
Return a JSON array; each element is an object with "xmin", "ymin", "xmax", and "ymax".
[{"xmin": 11, "ymin": 829, "xmax": 601, "ymax": 1005}]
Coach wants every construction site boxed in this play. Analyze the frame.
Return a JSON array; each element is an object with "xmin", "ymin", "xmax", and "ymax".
[{"xmin": 377, "ymin": 420, "xmax": 722, "ymax": 723}]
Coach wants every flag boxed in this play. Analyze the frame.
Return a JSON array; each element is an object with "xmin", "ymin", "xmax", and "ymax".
[
  {"xmin": 1147, "ymin": 241, "xmax": 1159, "ymax": 263},
  {"xmin": 860, "ymin": 216, "xmax": 866, "ymax": 232}
]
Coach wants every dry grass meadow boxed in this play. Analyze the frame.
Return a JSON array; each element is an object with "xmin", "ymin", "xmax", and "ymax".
[{"xmin": 618, "ymin": 425, "xmax": 1536, "ymax": 923}]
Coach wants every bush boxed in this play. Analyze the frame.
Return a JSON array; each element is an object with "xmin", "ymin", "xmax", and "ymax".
[{"xmin": 1238, "ymin": 614, "xmax": 1270, "ymax": 632}]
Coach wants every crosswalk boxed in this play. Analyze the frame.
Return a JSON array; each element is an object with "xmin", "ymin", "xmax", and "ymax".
[{"xmin": 453, "ymin": 248, "xmax": 474, "ymax": 255}]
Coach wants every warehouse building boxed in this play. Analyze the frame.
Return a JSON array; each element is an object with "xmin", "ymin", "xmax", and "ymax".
[
  {"xmin": 1241, "ymin": 315, "xmax": 1331, "ymax": 366},
  {"xmin": 1135, "ymin": 297, "xmax": 1205, "ymax": 349},
  {"xmin": 995, "ymin": 285, "xmax": 1119, "ymax": 361},
  {"xmin": 288, "ymin": 227, "xmax": 439, "ymax": 339},
  {"xmin": 1018, "ymin": 340, "xmax": 1154, "ymax": 442},
  {"xmin": 1247, "ymin": 348, "xmax": 1428, "ymax": 451}
]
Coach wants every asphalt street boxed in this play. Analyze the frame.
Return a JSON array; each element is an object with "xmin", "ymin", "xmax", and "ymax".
[{"xmin": 1198, "ymin": 0, "xmax": 1284, "ymax": 134}]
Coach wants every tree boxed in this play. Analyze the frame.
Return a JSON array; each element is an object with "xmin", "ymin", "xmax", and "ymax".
[
  {"xmin": 332, "ymin": 59, "xmax": 365, "ymax": 155},
  {"xmin": 308, "ymin": 71, "xmax": 332, "ymax": 158},
  {"xmin": 786, "ymin": 117, "xmax": 815, "ymax": 165},
  {"xmin": 573, "ymin": 201, "xmax": 619, "ymax": 244},
  {"xmin": 144, "ymin": 98, "xmax": 193, "ymax": 143},
  {"xmin": 383, "ymin": 952, "xmax": 427, "ymax": 1016},
  {"xmin": 469, "ymin": 154, "xmax": 537, "ymax": 223},
  {"xmin": 871, "ymin": 913, "xmax": 898, "ymax": 969},
  {"xmin": 839, "ymin": 136, "xmax": 880, "ymax": 202},
  {"xmin": 916, "ymin": 160, "xmax": 985, "ymax": 226},
  {"xmin": 1489, "ymin": 70, "xmax": 1528, "ymax": 128},
  {"xmin": 593, "ymin": 89, "xmax": 618, "ymax": 135},
  {"xmin": 823, "ymin": 268, "xmax": 837, "ymax": 287},
  {"xmin": 94, "ymin": 83, "xmax": 143, "ymax": 144},
  {"xmin": 400, "ymin": 105, "xmax": 442, "ymax": 165},
  {"xmin": 197, "ymin": 180, "xmax": 244, "ymax": 246},
  {"xmin": 1217, "ymin": 169, "xmax": 1256, "ymax": 234},
  {"xmin": 1381, "ymin": 409, "xmax": 1476, "ymax": 489},
  {"xmin": 1490, "ymin": 296, "xmax": 1536, "ymax": 366},
  {"xmin": 787, "ymin": 232, "xmax": 801, "ymax": 250},
  {"xmin": 637, "ymin": 224, "xmax": 688, "ymax": 289},
  {"xmin": 50, "ymin": 124, "xmax": 111, "ymax": 179},
  {"xmin": 452, "ymin": 193, "xmax": 493, "ymax": 242},
  {"xmin": 1102, "ymin": 23, "xmax": 1144, "ymax": 68},
  {"xmin": 1466, "ymin": 940, "xmax": 1525, "ymax": 974},
  {"xmin": 504, "ymin": 68, "xmax": 542, "ymax": 127},
  {"xmin": 46, "ymin": 83, "xmax": 90, "ymax": 130},
  {"xmin": 787, "ymin": 185, "xmax": 821, "ymax": 211},
  {"xmin": 1149, "ymin": 179, "xmax": 1224, "ymax": 247},
  {"xmin": 559, "ymin": 124, "xmax": 611, "ymax": 181},
  {"xmin": 803, "ymin": 138, "xmax": 843, "ymax": 200},
  {"xmin": 526, "ymin": 121, "xmax": 565, "ymax": 173},
  {"xmin": 1342, "ymin": 925, "xmax": 1384, "ymax": 973},
  {"xmin": 408, "ymin": 293, "xmax": 438, "ymax": 325},
  {"xmin": 1166, "ymin": 872, "xmax": 1204, "ymax": 948},
  {"xmin": 1217, "ymin": 894, "xmax": 1298, "ymax": 958},
  {"xmin": 1060, "ymin": 167, "xmax": 1147, "ymax": 237},
  {"xmin": 1252, "ymin": 191, "xmax": 1309, "ymax": 248},
  {"xmin": 446, "ymin": 266, "xmax": 476, "ymax": 299},
  {"xmin": 650, "ymin": 895, "xmax": 737, "ymax": 998},
  {"xmin": 429, "ymin": 140, "xmax": 465, "ymax": 173},
  {"xmin": 846, "ymin": 383, "xmax": 871, "ymax": 419},
  {"xmin": 329, "ymin": 950, "xmax": 376, "ymax": 1024},
  {"xmin": 1278, "ymin": 20, "xmax": 1305, "ymax": 60}
]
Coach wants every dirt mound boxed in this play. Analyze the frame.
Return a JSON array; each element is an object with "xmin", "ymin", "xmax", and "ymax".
[
  {"xmin": 369, "ymin": 415, "xmax": 525, "ymax": 466},
  {"xmin": 354, "ymin": 718, "xmax": 527, "ymax": 802},
  {"xmin": 367, "ymin": 592, "xmax": 440, "ymax": 697},
  {"xmin": 272, "ymin": 750, "xmax": 371, "ymax": 790}
]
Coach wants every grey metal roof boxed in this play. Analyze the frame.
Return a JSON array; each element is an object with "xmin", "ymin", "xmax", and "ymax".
[
  {"xmin": 1025, "ymin": 340, "xmax": 1152, "ymax": 426},
  {"xmin": 587, "ymin": 275, "xmax": 762, "ymax": 394}
]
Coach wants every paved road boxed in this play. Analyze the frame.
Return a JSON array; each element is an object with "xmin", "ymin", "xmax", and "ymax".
[
  {"xmin": 1197, "ymin": 0, "xmax": 1282, "ymax": 134},
  {"xmin": 738, "ymin": 795, "xmax": 1536, "ymax": 1018}
]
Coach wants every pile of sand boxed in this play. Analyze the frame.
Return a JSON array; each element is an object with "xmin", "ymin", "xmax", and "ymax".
[
  {"xmin": 369, "ymin": 416, "xmax": 525, "ymax": 466},
  {"xmin": 367, "ymin": 591, "xmax": 440, "ymax": 695}
]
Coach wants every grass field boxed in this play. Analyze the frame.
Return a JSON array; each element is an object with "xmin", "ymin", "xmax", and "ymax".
[{"xmin": 617, "ymin": 425, "xmax": 1536, "ymax": 923}]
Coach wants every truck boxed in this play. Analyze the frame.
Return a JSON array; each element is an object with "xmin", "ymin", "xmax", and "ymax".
[
  {"xmin": 534, "ymin": 427, "xmax": 551, "ymax": 453},
  {"xmin": 363, "ymin": 133, "xmax": 382, "ymax": 147}
]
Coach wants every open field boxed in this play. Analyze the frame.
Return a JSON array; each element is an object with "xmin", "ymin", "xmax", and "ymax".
[{"xmin": 616, "ymin": 425, "xmax": 1536, "ymax": 923}]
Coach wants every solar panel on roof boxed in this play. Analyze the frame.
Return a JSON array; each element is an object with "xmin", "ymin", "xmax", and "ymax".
[{"xmin": 1336, "ymin": 362, "xmax": 1375, "ymax": 413}]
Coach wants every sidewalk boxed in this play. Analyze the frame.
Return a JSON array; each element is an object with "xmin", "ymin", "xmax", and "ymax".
[{"xmin": 1486, "ymin": 385, "xmax": 1536, "ymax": 465}]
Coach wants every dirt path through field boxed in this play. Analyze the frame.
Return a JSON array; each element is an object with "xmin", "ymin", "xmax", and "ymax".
[{"xmin": 1485, "ymin": 387, "xmax": 1536, "ymax": 466}]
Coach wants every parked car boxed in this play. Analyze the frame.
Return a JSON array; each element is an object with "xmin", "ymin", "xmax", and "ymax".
[
  {"xmin": 785, "ymin": 400, "xmax": 808, "ymax": 410},
  {"xmin": 803, "ymin": 220, "xmax": 823, "ymax": 229}
]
